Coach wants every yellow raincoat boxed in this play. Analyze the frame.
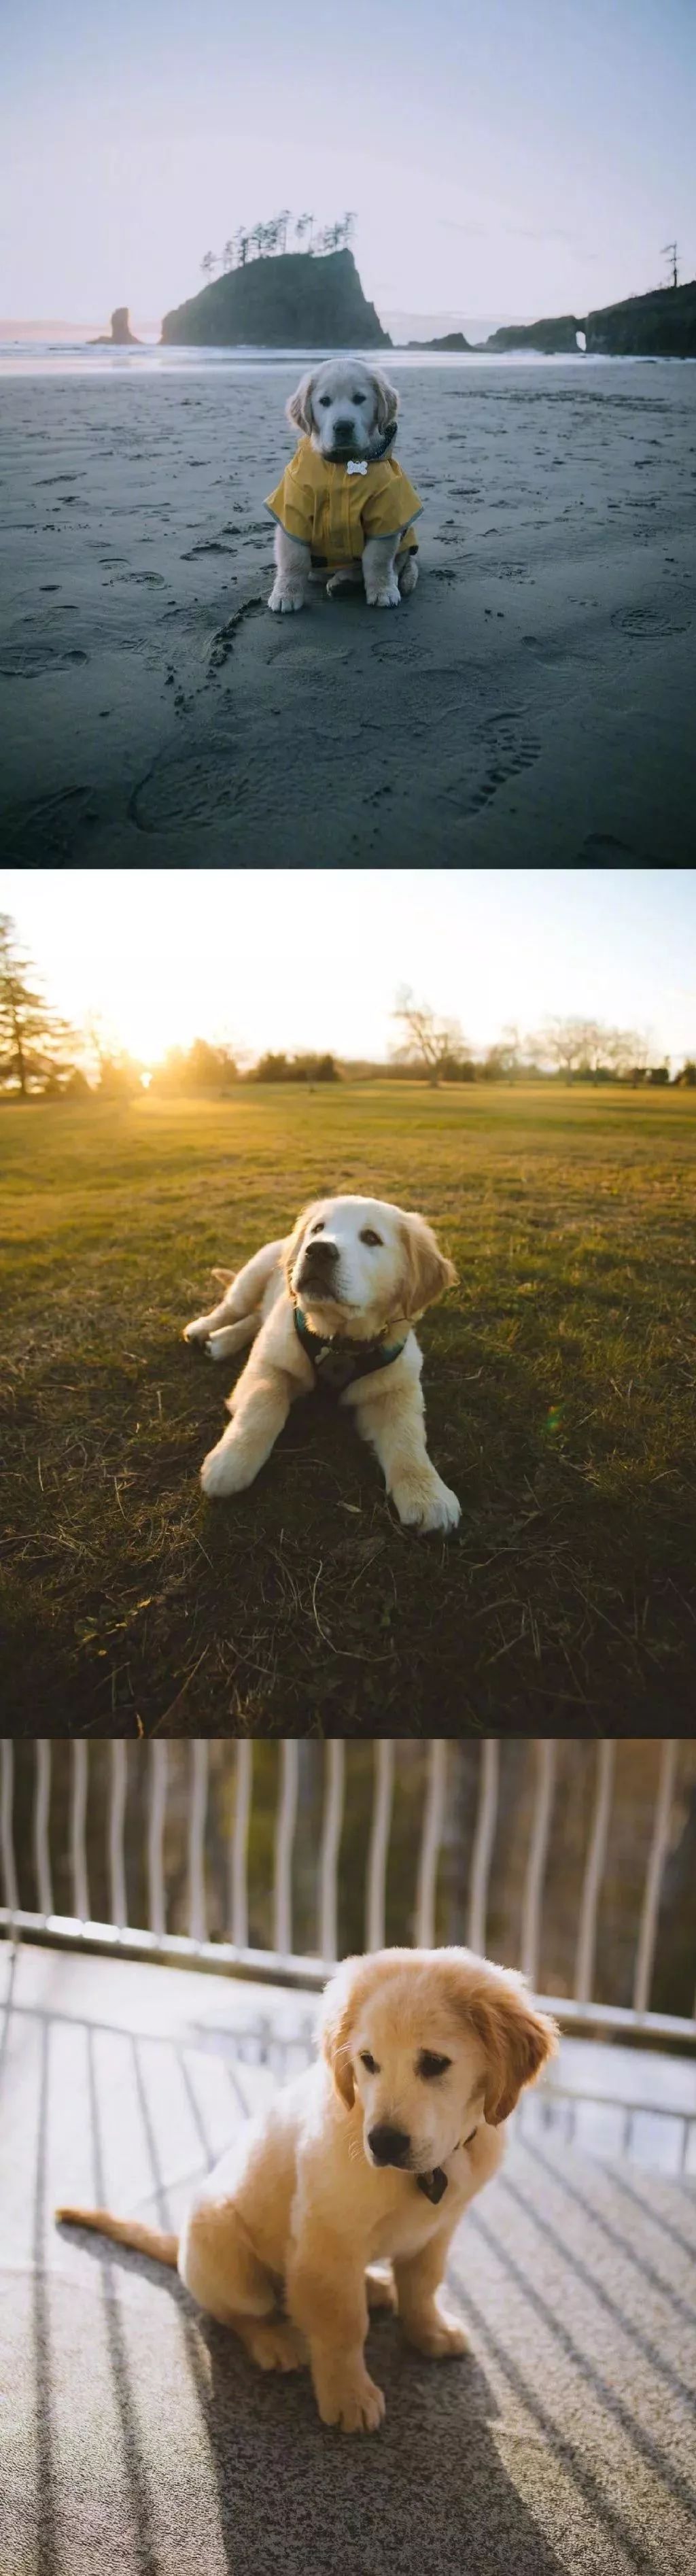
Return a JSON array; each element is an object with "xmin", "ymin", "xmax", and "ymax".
[{"xmin": 265, "ymin": 436, "xmax": 422, "ymax": 571}]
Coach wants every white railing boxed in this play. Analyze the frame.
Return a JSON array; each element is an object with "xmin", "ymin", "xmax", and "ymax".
[{"xmin": 1, "ymin": 1737, "xmax": 693, "ymax": 2047}]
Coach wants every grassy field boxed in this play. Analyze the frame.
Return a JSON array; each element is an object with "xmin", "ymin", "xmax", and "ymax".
[{"xmin": 1, "ymin": 1083, "xmax": 695, "ymax": 1734}]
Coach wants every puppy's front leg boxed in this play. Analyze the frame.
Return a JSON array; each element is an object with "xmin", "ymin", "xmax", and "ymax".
[
  {"xmin": 394, "ymin": 2229, "xmax": 469, "ymax": 2359},
  {"xmin": 286, "ymin": 2240, "xmax": 385, "ymax": 2433},
  {"xmin": 200, "ymin": 1362, "xmax": 294, "ymax": 1498},
  {"xmin": 268, "ymin": 526, "xmax": 311, "ymax": 613},
  {"xmin": 353, "ymin": 1382, "xmax": 461, "ymax": 1533},
  {"xmin": 362, "ymin": 531, "xmax": 402, "ymax": 609},
  {"xmin": 184, "ymin": 1239, "xmax": 284, "ymax": 1347}
]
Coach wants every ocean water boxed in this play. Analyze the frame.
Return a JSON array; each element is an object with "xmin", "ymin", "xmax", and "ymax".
[{"xmin": 0, "ymin": 339, "xmax": 686, "ymax": 379}]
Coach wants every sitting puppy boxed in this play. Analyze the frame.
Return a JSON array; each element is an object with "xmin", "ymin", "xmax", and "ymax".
[
  {"xmin": 56, "ymin": 1944, "xmax": 557, "ymax": 2434},
  {"xmin": 184, "ymin": 1195, "xmax": 460, "ymax": 1532},
  {"xmin": 266, "ymin": 358, "xmax": 421, "ymax": 613}
]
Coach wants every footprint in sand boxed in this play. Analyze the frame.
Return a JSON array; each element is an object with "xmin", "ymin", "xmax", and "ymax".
[
  {"xmin": 440, "ymin": 708, "xmax": 540, "ymax": 816},
  {"xmin": 128, "ymin": 742, "xmax": 249, "ymax": 834},
  {"xmin": 611, "ymin": 604, "xmax": 691, "ymax": 638},
  {"xmin": 2, "ymin": 785, "xmax": 99, "ymax": 858}
]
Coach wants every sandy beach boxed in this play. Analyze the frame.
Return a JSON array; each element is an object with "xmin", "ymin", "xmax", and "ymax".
[{"xmin": 1, "ymin": 356, "xmax": 695, "ymax": 861}]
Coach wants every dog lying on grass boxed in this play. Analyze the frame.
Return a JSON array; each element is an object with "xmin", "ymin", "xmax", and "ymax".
[
  {"xmin": 183, "ymin": 1194, "xmax": 461, "ymax": 1532},
  {"xmin": 56, "ymin": 1944, "xmax": 557, "ymax": 2435},
  {"xmin": 266, "ymin": 358, "xmax": 422, "ymax": 612}
]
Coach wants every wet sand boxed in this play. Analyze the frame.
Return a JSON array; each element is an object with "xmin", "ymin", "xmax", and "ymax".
[{"xmin": 1, "ymin": 358, "xmax": 695, "ymax": 861}]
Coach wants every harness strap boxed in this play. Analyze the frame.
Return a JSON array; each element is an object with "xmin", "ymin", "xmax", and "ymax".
[{"xmin": 294, "ymin": 1303, "xmax": 406, "ymax": 1392}]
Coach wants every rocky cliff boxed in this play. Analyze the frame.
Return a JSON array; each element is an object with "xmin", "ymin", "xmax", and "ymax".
[
  {"xmin": 481, "ymin": 281, "xmax": 696, "ymax": 358},
  {"xmin": 585, "ymin": 281, "xmax": 696, "ymax": 357},
  {"xmin": 160, "ymin": 250, "xmax": 391, "ymax": 349}
]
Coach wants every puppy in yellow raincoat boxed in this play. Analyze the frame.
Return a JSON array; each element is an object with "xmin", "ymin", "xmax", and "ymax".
[{"xmin": 266, "ymin": 359, "xmax": 422, "ymax": 612}]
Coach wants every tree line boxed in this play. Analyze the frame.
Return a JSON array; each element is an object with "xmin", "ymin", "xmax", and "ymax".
[
  {"xmin": 1, "ymin": 921, "xmax": 694, "ymax": 1099},
  {"xmin": 200, "ymin": 210, "xmax": 356, "ymax": 282}
]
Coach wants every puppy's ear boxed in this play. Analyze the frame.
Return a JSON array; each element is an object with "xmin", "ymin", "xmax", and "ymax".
[
  {"xmin": 370, "ymin": 370, "xmax": 399, "ymax": 432},
  {"xmin": 285, "ymin": 371, "xmax": 315, "ymax": 434},
  {"xmin": 398, "ymin": 1214, "xmax": 457, "ymax": 1320},
  {"xmin": 467, "ymin": 1976, "xmax": 558, "ymax": 2126},
  {"xmin": 319, "ymin": 1959, "xmax": 362, "ymax": 2110}
]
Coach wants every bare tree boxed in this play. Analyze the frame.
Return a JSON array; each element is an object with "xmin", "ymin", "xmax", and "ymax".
[
  {"xmin": 200, "ymin": 250, "xmax": 218, "ymax": 281},
  {"xmin": 222, "ymin": 238, "xmax": 236, "ymax": 272},
  {"xmin": 391, "ymin": 986, "xmax": 466, "ymax": 1086},
  {"xmin": 0, "ymin": 915, "xmax": 75, "ymax": 1095}
]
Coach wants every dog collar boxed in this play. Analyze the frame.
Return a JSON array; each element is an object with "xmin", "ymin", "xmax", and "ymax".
[
  {"xmin": 294, "ymin": 1303, "xmax": 406, "ymax": 1393},
  {"xmin": 328, "ymin": 421, "xmax": 400, "ymax": 472}
]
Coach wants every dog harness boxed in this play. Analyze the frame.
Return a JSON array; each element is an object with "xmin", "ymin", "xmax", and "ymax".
[
  {"xmin": 294, "ymin": 1303, "xmax": 406, "ymax": 1394},
  {"xmin": 265, "ymin": 435, "xmax": 422, "ymax": 572}
]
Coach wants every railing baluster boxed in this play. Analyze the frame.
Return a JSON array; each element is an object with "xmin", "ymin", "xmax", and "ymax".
[
  {"xmin": 633, "ymin": 1740, "xmax": 678, "ymax": 2015},
  {"xmin": 521, "ymin": 1741, "xmax": 556, "ymax": 1987},
  {"xmin": 468, "ymin": 1741, "xmax": 500, "ymax": 1955},
  {"xmin": 0, "ymin": 1742, "xmax": 18, "ymax": 1914},
  {"xmin": 415, "ymin": 1742, "xmax": 447, "ymax": 1948},
  {"xmin": 274, "ymin": 1742, "xmax": 299, "ymax": 1960},
  {"xmin": 109, "ymin": 1742, "xmax": 128, "ymax": 1930},
  {"xmin": 187, "ymin": 1742, "xmax": 209, "ymax": 1944},
  {"xmin": 35, "ymin": 1741, "xmax": 53, "ymax": 1921},
  {"xmin": 71, "ymin": 1745, "xmax": 90, "ymax": 1923},
  {"xmin": 319, "ymin": 1742, "xmax": 345, "ymax": 1963},
  {"xmin": 574, "ymin": 1741, "xmax": 614, "ymax": 2002},
  {"xmin": 147, "ymin": 1742, "xmax": 168, "ymax": 1936},
  {"xmin": 231, "ymin": 1742, "xmax": 252, "ymax": 1950},
  {"xmin": 366, "ymin": 1740, "xmax": 394, "ymax": 1954}
]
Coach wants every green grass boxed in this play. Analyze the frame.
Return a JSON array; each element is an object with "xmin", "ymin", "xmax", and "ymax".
[{"xmin": 1, "ymin": 1084, "xmax": 695, "ymax": 1733}]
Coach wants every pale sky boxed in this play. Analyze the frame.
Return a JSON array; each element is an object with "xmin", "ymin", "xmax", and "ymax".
[
  {"xmin": 2, "ymin": 870, "xmax": 694, "ymax": 1068},
  {"xmin": 4, "ymin": 1, "xmax": 695, "ymax": 328}
]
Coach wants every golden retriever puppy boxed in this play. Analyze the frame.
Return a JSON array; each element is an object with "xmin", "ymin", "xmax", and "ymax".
[
  {"xmin": 56, "ymin": 1945, "xmax": 557, "ymax": 2435},
  {"xmin": 183, "ymin": 1195, "xmax": 459, "ymax": 1532},
  {"xmin": 266, "ymin": 358, "xmax": 421, "ymax": 612}
]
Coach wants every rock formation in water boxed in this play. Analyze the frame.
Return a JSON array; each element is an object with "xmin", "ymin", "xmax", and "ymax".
[
  {"xmin": 479, "ymin": 281, "xmax": 696, "ymax": 358},
  {"xmin": 406, "ymin": 330, "xmax": 472, "ymax": 351},
  {"xmin": 160, "ymin": 250, "xmax": 391, "ymax": 349},
  {"xmin": 585, "ymin": 281, "xmax": 696, "ymax": 358},
  {"xmin": 482, "ymin": 314, "xmax": 581, "ymax": 354},
  {"xmin": 89, "ymin": 307, "xmax": 140, "ymax": 346}
]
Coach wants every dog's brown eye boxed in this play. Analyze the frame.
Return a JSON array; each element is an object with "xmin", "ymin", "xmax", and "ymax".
[
  {"xmin": 417, "ymin": 2052, "xmax": 451, "ymax": 2080},
  {"xmin": 318, "ymin": 395, "xmax": 331, "ymax": 407},
  {"xmin": 311, "ymin": 1221, "xmax": 325, "ymax": 1234},
  {"xmin": 360, "ymin": 2050, "xmax": 379, "ymax": 2075},
  {"xmin": 353, "ymin": 393, "xmax": 366, "ymax": 404},
  {"xmin": 360, "ymin": 1229, "xmax": 383, "ymax": 1248},
  {"xmin": 463, "ymin": 2129, "xmax": 477, "ymax": 2148}
]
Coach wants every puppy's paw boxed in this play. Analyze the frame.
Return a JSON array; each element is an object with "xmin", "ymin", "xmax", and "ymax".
[
  {"xmin": 366, "ymin": 579, "xmax": 400, "ymax": 610},
  {"xmin": 318, "ymin": 2371, "xmax": 386, "ymax": 2435},
  {"xmin": 200, "ymin": 1441, "xmax": 251, "ymax": 1499},
  {"xmin": 246, "ymin": 2320, "xmax": 305, "ymax": 2373},
  {"xmin": 403, "ymin": 2306, "xmax": 470, "ymax": 2360},
  {"xmin": 398, "ymin": 557, "xmax": 419, "ymax": 596},
  {"xmin": 391, "ymin": 1473, "xmax": 461, "ymax": 1534},
  {"xmin": 184, "ymin": 1315, "xmax": 214, "ymax": 1345},
  {"xmin": 268, "ymin": 581, "xmax": 305, "ymax": 613}
]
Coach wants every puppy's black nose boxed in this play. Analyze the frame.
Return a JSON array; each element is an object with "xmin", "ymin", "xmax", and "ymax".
[
  {"xmin": 332, "ymin": 417, "xmax": 355, "ymax": 442},
  {"xmin": 368, "ymin": 2124, "xmax": 411, "ymax": 2167},
  {"xmin": 302, "ymin": 1239, "xmax": 338, "ymax": 1267}
]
